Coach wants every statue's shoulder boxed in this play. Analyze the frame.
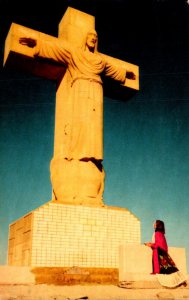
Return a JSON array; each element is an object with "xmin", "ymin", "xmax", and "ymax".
[{"xmin": 57, "ymin": 39, "xmax": 73, "ymax": 53}]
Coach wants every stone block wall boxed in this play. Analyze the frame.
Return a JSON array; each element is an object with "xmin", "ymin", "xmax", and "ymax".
[
  {"xmin": 8, "ymin": 213, "xmax": 33, "ymax": 265},
  {"xmin": 8, "ymin": 202, "xmax": 141, "ymax": 267}
]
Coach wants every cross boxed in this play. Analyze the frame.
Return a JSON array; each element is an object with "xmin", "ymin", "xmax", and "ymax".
[{"xmin": 4, "ymin": 7, "xmax": 139, "ymax": 207}]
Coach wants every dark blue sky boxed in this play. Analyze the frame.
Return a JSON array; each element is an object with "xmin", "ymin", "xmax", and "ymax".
[{"xmin": 0, "ymin": 0, "xmax": 189, "ymax": 270}]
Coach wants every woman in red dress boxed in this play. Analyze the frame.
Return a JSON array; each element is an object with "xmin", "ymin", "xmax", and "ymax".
[{"xmin": 144, "ymin": 220, "xmax": 178, "ymax": 274}]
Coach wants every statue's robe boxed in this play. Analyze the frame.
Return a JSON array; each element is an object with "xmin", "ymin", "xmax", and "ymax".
[{"xmin": 34, "ymin": 39, "xmax": 126, "ymax": 160}]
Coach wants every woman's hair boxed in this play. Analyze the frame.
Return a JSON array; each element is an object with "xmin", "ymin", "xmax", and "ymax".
[{"xmin": 155, "ymin": 220, "xmax": 165, "ymax": 234}]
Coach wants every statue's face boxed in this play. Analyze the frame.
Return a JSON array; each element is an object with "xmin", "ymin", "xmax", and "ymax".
[{"xmin": 86, "ymin": 31, "xmax": 98, "ymax": 51}]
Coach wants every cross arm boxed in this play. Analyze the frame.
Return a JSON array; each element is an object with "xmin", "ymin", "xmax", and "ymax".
[
  {"xmin": 3, "ymin": 21, "xmax": 139, "ymax": 100},
  {"xmin": 3, "ymin": 23, "xmax": 66, "ymax": 81},
  {"xmin": 102, "ymin": 53, "xmax": 139, "ymax": 91},
  {"xmin": 101, "ymin": 53, "xmax": 139, "ymax": 101}
]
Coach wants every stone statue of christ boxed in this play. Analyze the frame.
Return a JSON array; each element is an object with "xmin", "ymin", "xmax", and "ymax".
[{"xmin": 19, "ymin": 29, "xmax": 135, "ymax": 205}]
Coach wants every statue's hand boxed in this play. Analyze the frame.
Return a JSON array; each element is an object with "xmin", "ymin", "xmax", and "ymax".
[
  {"xmin": 19, "ymin": 37, "xmax": 37, "ymax": 48},
  {"xmin": 126, "ymin": 71, "xmax": 136, "ymax": 80}
]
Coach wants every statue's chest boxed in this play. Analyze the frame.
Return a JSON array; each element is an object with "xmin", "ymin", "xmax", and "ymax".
[{"xmin": 74, "ymin": 50, "xmax": 105, "ymax": 72}]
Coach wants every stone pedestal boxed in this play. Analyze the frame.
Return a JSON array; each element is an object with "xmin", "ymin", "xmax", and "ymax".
[
  {"xmin": 8, "ymin": 202, "xmax": 141, "ymax": 267},
  {"xmin": 119, "ymin": 244, "xmax": 188, "ymax": 282}
]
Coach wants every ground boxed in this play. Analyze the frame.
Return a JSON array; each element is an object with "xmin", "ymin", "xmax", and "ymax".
[{"xmin": 0, "ymin": 282, "xmax": 189, "ymax": 300}]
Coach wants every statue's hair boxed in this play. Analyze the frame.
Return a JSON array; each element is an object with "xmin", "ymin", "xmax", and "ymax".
[{"xmin": 81, "ymin": 29, "xmax": 98, "ymax": 52}]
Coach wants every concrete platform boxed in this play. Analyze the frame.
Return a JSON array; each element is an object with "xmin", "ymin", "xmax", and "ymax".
[
  {"xmin": 0, "ymin": 266, "xmax": 35, "ymax": 285},
  {"xmin": 0, "ymin": 265, "xmax": 188, "ymax": 287},
  {"xmin": 0, "ymin": 265, "xmax": 188, "ymax": 299},
  {"xmin": 119, "ymin": 244, "xmax": 188, "ymax": 282}
]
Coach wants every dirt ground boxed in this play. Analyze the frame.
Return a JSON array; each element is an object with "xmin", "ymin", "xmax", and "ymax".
[{"xmin": 0, "ymin": 283, "xmax": 189, "ymax": 300}]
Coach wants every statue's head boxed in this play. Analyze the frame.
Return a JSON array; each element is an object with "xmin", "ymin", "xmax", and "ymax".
[{"xmin": 83, "ymin": 29, "xmax": 98, "ymax": 52}]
